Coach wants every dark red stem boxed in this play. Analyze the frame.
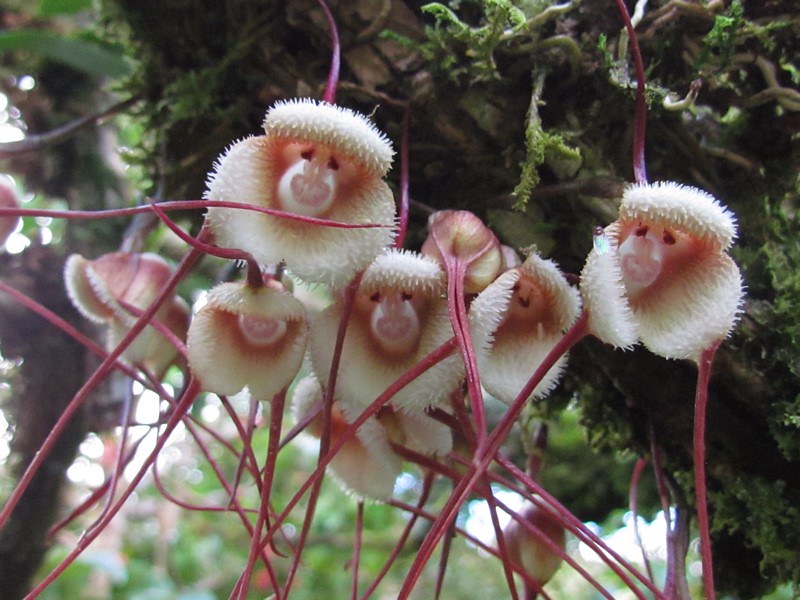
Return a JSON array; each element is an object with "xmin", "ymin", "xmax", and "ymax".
[
  {"xmin": 614, "ymin": 0, "xmax": 648, "ymax": 184},
  {"xmin": 316, "ymin": 0, "xmax": 340, "ymax": 104},
  {"xmin": 395, "ymin": 110, "xmax": 410, "ymax": 248},
  {"xmin": 694, "ymin": 341, "xmax": 721, "ymax": 600}
]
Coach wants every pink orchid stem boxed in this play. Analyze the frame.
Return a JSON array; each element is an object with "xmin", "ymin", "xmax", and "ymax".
[
  {"xmin": 317, "ymin": 0, "xmax": 340, "ymax": 104},
  {"xmin": 281, "ymin": 274, "xmax": 362, "ymax": 597},
  {"xmin": 629, "ymin": 457, "xmax": 655, "ymax": 583},
  {"xmin": 447, "ymin": 259, "xmax": 487, "ymax": 445},
  {"xmin": 694, "ymin": 341, "xmax": 721, "ymax": 600},
  {"xmin": 351, "ymin": 501, "xmax": 365, "ymax": 600},
  {"xmin": 254, "ymin": 337, "xmax": 458, "ymax": 562},
  {"xmin": 614, "ymin": 0, "xmax": 648, "ymax": 184},
  {"xmin": 457, "ymin": 448, "xmax": 659, "ymax": 598},
  {"xmin": 359, "ymin": 471, "xmax": 435, "ymax": 599},
  {"xmin": 236, "ymin": 390, "xmax": 287, "ymax": 600},
  {"xmin": 0, "ymin": 200, "xmax": 387, "ymax": 229},
  {"xmin": 150, "ymin": 202, "xmax": 264, "ymax": 289},
  {"xmin": 395, "ymin": 110, "xmax": 411, "ymax": 248}
]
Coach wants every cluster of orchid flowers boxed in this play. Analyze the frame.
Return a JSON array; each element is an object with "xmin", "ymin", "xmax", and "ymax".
[{"xmin": 58, "ymin": 97, "xmax": 742, "ymax": 596}]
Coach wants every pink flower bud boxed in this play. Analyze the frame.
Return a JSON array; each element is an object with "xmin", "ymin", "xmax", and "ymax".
[
  {"xmin": 421, "ymin": 210, "xmax": 503, "ymax": 294},
  {"xmin": 503, "ymin": 500, "xmax": 566, "ymax": 588}
]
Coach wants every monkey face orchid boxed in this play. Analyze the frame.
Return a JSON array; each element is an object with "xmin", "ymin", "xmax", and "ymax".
[
  {"xmin": 581, "ymin": 182, "xmax": 743, "ymax": 361},
  {"xmin": 205, "ymin": 99, "xmax": 396, "ymax": 288},
  {"xmin": 310, "ymin": 249, "xmax": 464, "ymax": 416},
  {"xmin": 65, "ymin": 252, "xmax": 188, "ymax": 375},
  {"xmin": 470, "ymin": 252, "xmax": 581, "ymax": 404},
  {"xmin": 186, "ymin": 280, "xmax": 307, "ymax": 399}
]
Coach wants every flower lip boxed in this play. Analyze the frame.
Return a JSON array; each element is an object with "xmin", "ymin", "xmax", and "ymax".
[{"xmin": 263, "ymin": 99, "xmax": 394, "ymax": 178}]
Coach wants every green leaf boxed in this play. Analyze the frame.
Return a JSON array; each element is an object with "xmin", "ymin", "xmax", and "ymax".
[
  {"xmin": 0, "ymin": 29, "xmax": 130, "ymax": 78},
  {"xmin": 37, "ymin": 0, "xmax": 92, "ymax": 17}
]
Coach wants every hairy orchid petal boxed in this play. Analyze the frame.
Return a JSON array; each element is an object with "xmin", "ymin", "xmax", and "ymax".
[
  {"xmin": 310, "ymin": 249, "xmax": 464, "ymax": 414},
  {"xmin": 471, "ymin": 252, "xmax": 581, "ymax": 403},
  {"xmin": 637, "ymin": 252, "xmax": 743, "ymax": 361},
  {"xmin": 580, "ymin": 226, "xmax": 640, "ymax": 349},
  {"xmin": 384, "ymin": 410, "xmax": 453, "ymax": 457},
  {"xmin": 108, "ymin": 296, "xmax": 189, "ymax": 376},
  {"xmin": 186, "ymin": 281, "xmax": 307, "ymax": 399},
  {"xmin": 65, "ymin": 252, "xmax": 173, "ymax": 325},
  {"xmin": 620, "ymin": 181, "xmax": 737, "ymax": 250},
  {"xmin": 263, "ymin": 99, "xmax": 393, "ymax": 178},
  {"xmin": 205, "ymin": 99, "xmax": 397, "ymax": 288},
  {"xmin": 291, "ymin": 376, "xmax": 401, "ymax": 501}
]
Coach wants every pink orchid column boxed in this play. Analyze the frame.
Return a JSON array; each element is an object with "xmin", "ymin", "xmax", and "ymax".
[{"xmin": 205, "ymin": 99, "xmax": 396, "ymax": 287}]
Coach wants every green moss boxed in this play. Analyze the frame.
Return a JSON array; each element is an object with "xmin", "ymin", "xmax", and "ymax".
[{"xmin": 713, "ymin": 476, "xmax": 800, "ymax": 593}]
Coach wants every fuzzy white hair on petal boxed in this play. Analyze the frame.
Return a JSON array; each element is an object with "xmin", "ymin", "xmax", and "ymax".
[
  {"xmin": 263, "ymin": 99, "xmax": 394, "ymax": 177},
  {"xmin": 470, "ymin": 252, "xmax": 580, "ymax": 404},
  {"xmin": 637, "ymin": 253, "xmax": 743, "ymax": 361},
  {"xmin": 469, "ymin": 269, "xmax": 519, "ymax": 354},
  {"xmin": 620, "ymin": 182, "xmax": 737, "ymax": 249},
  {"xmin": 64, "ymin": 254, "xmax": 110, "ymax": 323},
  {"xmin": 580, "ymin": 230, "xmax": 640, "ymax": 349},
  {"xmin": 359, "ymin": 249, "xmax": 446, "ymax": 297}
]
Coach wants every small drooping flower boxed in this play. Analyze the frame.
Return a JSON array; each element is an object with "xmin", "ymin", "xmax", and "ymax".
[
  {"xmin": 580, "ymin": 182, "xmax": 743, "ymax": 360},
  {"xmin": 65, "ymin": 252, "xmax": 189, "ymax": 375},
  {"xmin": 291, "ymin": 375, "xmax": 452, "ymax": 501},
  {"xmin": 309, "ymin": 249, "xmax": 464, "ymax": 416},
  {"xmin": 205, "ymin": 99, "xmax": 396, "ymax": 287},
  {"xmin": 502, "ymin": 500, "xmax": 566, "ymax": 590},
  {"xmin": 470, "ymin": 251, "xmax": 581, "ymax": 404},
  {"xmin": 186, "ymin": 279, "xmax": 307, "ymax": 399}
]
